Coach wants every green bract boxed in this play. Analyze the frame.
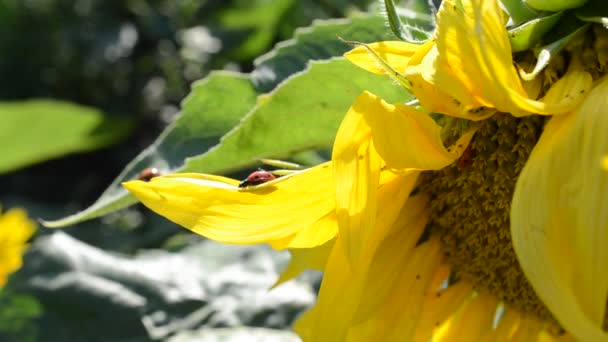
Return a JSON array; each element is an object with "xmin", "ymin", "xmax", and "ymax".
[{"xmin": 525, "ymin": 0, "xmax": 588, "ymax": 11}]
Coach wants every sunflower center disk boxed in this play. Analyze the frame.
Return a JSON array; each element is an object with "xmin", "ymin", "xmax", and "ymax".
[{"xmin": 419, "ymin": 114, "xmax": 553, "ymax": 320}]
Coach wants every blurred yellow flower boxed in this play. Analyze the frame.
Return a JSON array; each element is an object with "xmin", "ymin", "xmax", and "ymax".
[
  {"xmin": 0, "ymin": 208, "xmax": 36, "ymax": 287},
  {"xmin": 125, "ymin": 0, "xmax": 608, "ymax": 340}
]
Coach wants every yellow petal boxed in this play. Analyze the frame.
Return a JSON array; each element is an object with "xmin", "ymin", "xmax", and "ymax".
[
  {"xmin": 485, "ymin": 306, "xmax": 574, "ymax": 342},
  {"xmin": 353, "ymin": 91, "xmax": 475, "ymax": 171},
  {"xmin": 511, "ymin": 77, "xmax": 608, "ymax": 340},
  {"xmin": 293, "ymin": 191, "xmax": 425, "ymax": 341},
  {"xmin": 271, "ymin": 169, "xmax": 403, "ymax": 251},
  {"xmin": 272, "ymin": 239, "xmax": 335, "ymax": 288},
  {"xmin": 347, "ymin": 237, "xmax": 444, "ymax": 342},
  {"xmin": 524, "ymin": 60, "xmax": 592, "ymax": 116},
  {"xmin": 292, "ymin": 233, "xmax": 357, "ymax": 341},
  {"xmin": 332, "ymin": 103, "xmax": 382, "ymax": 263},
  {"xmin": 434, "ymin": 0, "xmax": 521, "ymax": 113},
  {"xmin": 405, "ymin": 42, "xmax": 495, "ymax": 119},
  {"xmin": 489, "ymin": 307, "xmax": 526, "ymax": 342},
  {"xmin": 123, "ymin": 162, "xmax": 336, "ymax": 248},
  {"xmin": 344, "ymin": 41, "xmax": 420, "ymax": 81},
  {"xmin": 413, "ymin": 281, "xmax": 474, "ymax": 342},
  {"xmin": 432, "ymin": 291, "xmax": 498, "ymax": 341},
  {"xmin": 269, "ymin": 211, "xmax": 337, "ymax": 250},
  {"xmin": 432, "ymin": 0, "xmax": 591, "ymax": 117},
  {"xmin": 350, "ymin": 196, "xmax": 431, "ymax": 324}
]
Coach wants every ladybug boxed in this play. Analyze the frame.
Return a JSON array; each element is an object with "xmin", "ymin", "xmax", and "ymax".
[
  {"xmin": 457, "ymin": 145, "xmax": 476, "ymax": 169},
  {"xmin": 137, "ymin": 167, "xmax": 162, "ymax": 182},
  {"xmin": 239, "ymin": 169, "xmax": 276, "ymax": 188}
]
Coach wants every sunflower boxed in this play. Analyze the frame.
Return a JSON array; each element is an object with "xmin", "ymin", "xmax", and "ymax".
[
  {"xmin": 124, "ymin": 0, "xmax": 608, "ymax": 340},
  {"xmin": 0, "ymin": 208, "xmax": 36, "ymax": 287}
]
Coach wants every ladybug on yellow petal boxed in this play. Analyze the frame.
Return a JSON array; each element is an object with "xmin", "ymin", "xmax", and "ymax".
[
  {"xmin": 238, "ymin": 169, "xmax": 276, "ymax": 188},
  {"xmin": 137, "ymin": 167, "xmax": 162, "ymax": 182}
]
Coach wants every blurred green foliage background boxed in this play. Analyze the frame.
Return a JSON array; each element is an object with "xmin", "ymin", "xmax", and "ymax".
[
  {"xmin": 1, "ymin": 1, "xmax": 388, "ymax": 341},
  {"xmin": 1, "ymin": 0, "xmax": 373, "ymax": 206}
]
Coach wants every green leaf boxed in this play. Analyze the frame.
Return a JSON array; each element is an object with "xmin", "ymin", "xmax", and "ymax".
[
  {"xmin": 219, "ymin": 0, "xmax": 295, "ymax": 60},
  {"xmin": 43, "ymin": 58, "xmax": 409, "ymax": 227},
  {"xmin": 183, "ymin": 58, "xmax": 410, "ymax": 173},
  {"xmin": 42, "ymin": 15, "xmax": 403, "ymax": 228},
  {"xmin": 524, "ymin": 0, "xmax": 588, "ymax": 12},
  {"xmin": 380, "ymin": 0, "xmax": 432, "ymax": 43},
  {"xmin": 42, "ymin": 71, "xmax": 257, "ymax": 228},
  {"xmin": 508, "ymin": 11, "xmax": 564, "ymax": 52},
  {"xmin": 0, "ymin": 100, "xmax": 131, "ymax": 174},
  {"xmin": 252, "ymin": 15, "xmax": 421, "ymax": 92},
  {"xmin": 500, "ymin": 0, "xmax": 539, "ymax": 24},
  {"xmin": 0, "ymin": 289, "xmax": 42, "ymax": 342},
  {"xmin": 382, "ymin": 0, "xmax": 411, "ymax": 41}
]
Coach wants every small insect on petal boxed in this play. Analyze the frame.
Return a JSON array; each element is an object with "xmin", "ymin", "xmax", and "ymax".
[
  {"xmin": 238, "ymin": 169, "xmax": 277, "ymax": 188},
  {"xmin": 457, "ymin": 144, "xmax": 476, "ymax": 169},
  {"xmin": 137, "ymin": 167, "xmax": 162, "ymax": 182}
]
